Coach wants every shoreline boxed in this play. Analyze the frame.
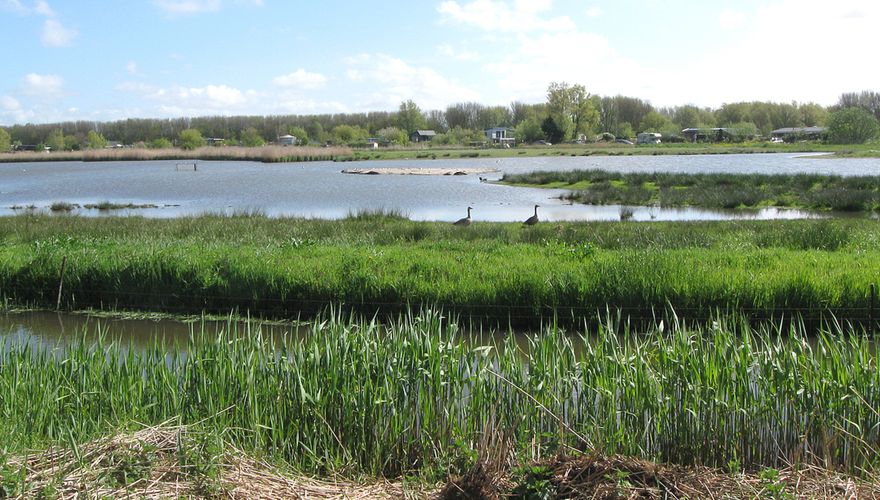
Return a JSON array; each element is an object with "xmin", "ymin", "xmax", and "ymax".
[{"xmin": 0, "ymin": 143, "xmax": 869, "ymax": 164}]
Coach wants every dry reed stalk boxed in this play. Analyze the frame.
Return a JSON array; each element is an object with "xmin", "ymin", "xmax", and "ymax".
[
  {"xmin": 2, "ymin": 422, "xmax": 416, "ymax": 499},
  {"xmin": 441, "ymin": 453, "xmax": 880, "ymax": 499},
  {"xmin": 3, "ymin": 145, "xmax": 353, "ymax": 163}
]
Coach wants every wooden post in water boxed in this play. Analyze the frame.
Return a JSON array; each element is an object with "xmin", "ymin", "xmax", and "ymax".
[{"xmin": 56, "ymin": 255, "xmax": 67, "ymax": 311}]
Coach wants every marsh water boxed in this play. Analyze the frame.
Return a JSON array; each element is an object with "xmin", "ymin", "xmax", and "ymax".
[
  {"xmin": 3, "ymin": 153, "xmax": 880, "ymax": 222},
  {"xmin": 0, "ymin": 310, "xmax": 305, "ymax": 352},
  {"xmin": 0, "ymin": 310, "xmax": 537, "ymax": 353}
]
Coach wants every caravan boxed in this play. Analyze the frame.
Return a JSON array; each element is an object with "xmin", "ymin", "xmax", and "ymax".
[{"xmin": 637, "ymin": 132, "xmax": 662, "ymax": 145}]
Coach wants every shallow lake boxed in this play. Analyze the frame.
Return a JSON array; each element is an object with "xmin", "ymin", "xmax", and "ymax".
[{"xmin": 2, "ymin": 153, "xmax": 879, "ymax": 222}]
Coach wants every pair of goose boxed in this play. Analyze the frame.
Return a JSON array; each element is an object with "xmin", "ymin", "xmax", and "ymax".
[{"xmin": 454, "ymin": 205, "xmax": 540, "ymax": 226}]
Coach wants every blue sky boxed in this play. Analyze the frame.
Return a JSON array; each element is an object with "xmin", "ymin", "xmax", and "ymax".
[{"xmin": 1, "ymin": 0, "xmax": 878, "ymax": 125}]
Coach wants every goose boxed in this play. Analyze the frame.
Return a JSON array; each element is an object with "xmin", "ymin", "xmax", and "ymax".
[
  {"xmin": 523, "ymin": 204, "xmax": 540, "ymax": 225},
  {"xmin": 453, "ymin": 206, "xmax": 473, "ymax": 226}
]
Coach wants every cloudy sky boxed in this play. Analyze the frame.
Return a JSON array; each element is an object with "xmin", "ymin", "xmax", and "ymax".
[{"xmin": 1, "ymin": 0, "xmax": 877, "ymax": 125}]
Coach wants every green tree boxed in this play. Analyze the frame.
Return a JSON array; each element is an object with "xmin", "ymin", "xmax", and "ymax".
[
  {"xmin": 674, "ymin": 105, "xmax": 714, "ymax": 129},
  {"xmin": 827, "ymin": 107, "xmax": 879, "ymax": 144},
  {"xmin": 541, "ymin": 115, "xmax": 565, "ymax": 144},
  {"xmin": 148, "ymin": 137, "xmax": 173, "ymax": 149},
  {"xmin": 64, "ymin": 135, "xmax": 82, "ymax": 151},
  {"xmin": 178, "ymin": 128, "xmax": 205, "ymax": 150},
  {"xmin": 433, "ymin": 127, "xmax": 482, "ymax": 145},
  {"xmin": 332, "ymin": 124, "xmax": 368, "ymax": 144},
  {"xmin": 288, "ymin": 126, "xmax": 309, "ymax": 145},
  {"xmin": 240, "ymin": 127, "xmax": 266, "ymax": 147},
  {"xmin": 546, "ymin": 82, "xmax": 598, "ymax": 140},
  {"xmin": 0, "ymin": 128, "xmax": 10, "ymax": 152},
  {"xmin": 515, "ymin": 118, "xmax": 545, "ymax": 143},
  {"xmin": 377, "ymin": 126, "xmax": 408, "ymax": 146},
  {"xmin": 799, "ymin": 103, "xmax": 828, "ymax": 127},
  {"xmin": 726, "ymin": 121, "xmax": 758, "ymax": 141},
  {"xmin": 46, "ymin": 129, "xmax": 66, "ymax": 152},
  {"xmin": 638, "ymin": 112, "xmax": 671, "ymax": 133},
  {"xmin": 613, "ymin": 122, "xmax": 634, "ymax": 140},
  {"xmin": 305, "ymin": 120, "xmax": 326, "ymax": 144},
  {"xmin": 770, "ymin": 103, "xmax": 802, "ymax": 130},
  {"xmin": 87, "ymin": 130, "xmax": 108, "ymax": 149},
  {"xmin": 396, "ymin": 100, "xmax": 427, "ymax": 135}
]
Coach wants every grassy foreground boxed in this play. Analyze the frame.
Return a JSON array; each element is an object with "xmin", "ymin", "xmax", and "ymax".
[
  {"xmin": 0, "ymin": 214, "xmax": 878, "ymax": 326},
  {"xmin": 502, "ymin": 170, "xmax": 880, "ymax": 211},
  {"xmin": 1, "ymin": 310, "xmax": 878, "ymax": 482}
]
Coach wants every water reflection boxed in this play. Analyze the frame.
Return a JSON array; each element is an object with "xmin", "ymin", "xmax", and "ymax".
[
  {"xmin": 0, "ymin": 311, "xmax": 535, "ymax": 355},
  {"xmin": 0, "ymin": 311, "xmax": 306, "ymax": 352}
]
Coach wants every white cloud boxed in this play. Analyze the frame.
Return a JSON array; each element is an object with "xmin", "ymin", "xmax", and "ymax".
[
  {"xmin": 345, "ymin": 53, "xmax": 480, "ymax": 110},
  {"xmin": 271, "ymin": 69, "xmax": 329, "ymax": 90},
  {"xmin": 1, "ymin": 96, "xmax": 22, "ymax": 111},
  {"xmin": 718, "ymin": 9, "xmax": 746, "ymax": 31},
  {"xmin": 154, "ymin": 0, "xmax": 221, "ymax": 15},
  {"xmin": 0, "ymin": 95, "xmax": 34, "ymax": 123},
  {"xmin": 482, "ymin": 30, "xmax": 646, "ymax": 104},
  {"xmin": 1, "ymin": 0, "xmax": 27, "ymax": 14},
  {"xmin": 126, "ymin": 61, "xmax": 138, "ymax": 75},
  {"xmin": 437, "ymin": 43, "xmax": 479, "ymax": 61},
  {"xmin": 585, "ymin": 6, "xmax": 602, "ymax": 18},
  {"xmin": 41, "ymin": 19, "xmax": 77, "ymax": 46},
  {"xmin": 120, "ymin": 81, "xmax": 256, "ymax": 115},
  {"xmin": 169, "ymin": 84, "xmax": 248, "ymax": 108},
  {"xmin": 0, "ymin": 95, "xmax": 36, "ymax": 124},
  {"xmin": 21, "ymin": 73, "xmax": 64, "ymax": 97},
  {"xmin": 437, "ymin": 0, "xmax": 574, "ymax": 33},
  {"xmin": 34, "ymin": 0, "xmax": 54, "ymax": 16},
  {"xmin": 668, "ymin": 0, "xmax": 880, "ymax": 107},
  {"xmin": 272, "ymin": 98, "xmax": 348, "ymax": 115},
  {"xmin": 154, "ymin": 0, "xmax": 262, "ymax": 15}
]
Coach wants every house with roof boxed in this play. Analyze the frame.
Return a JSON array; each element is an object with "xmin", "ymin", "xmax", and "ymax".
[
  {"xmin": 681, "ymin": 127, "xmax": 757, "ymax": 143},
  {"xmin": 770, "ymin": 127, "xmax": 826, "ymax": 141},
  {"xmin": 278, "ymin": 134, "xmax": 297, "ymax": 146},
  {"xmin": 484, "ymin": 127, "xmax": 515, "ymax": 146},
  {"xmin": 409, "ymin": 130, "xmax": 436, "ymax": 143}
]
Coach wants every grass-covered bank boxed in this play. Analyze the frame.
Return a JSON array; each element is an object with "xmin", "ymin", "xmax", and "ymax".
[
  {"xmin": 1, "ymin": 214, "xmax": 878, "ymax": 327},
  {"xmin": 344, "ymin": 141, "xmax": 847, "ymax": 162},
  {"xmin": 3, "ymin": 141, "xmax": 870, "ymax": 164},
  {"xmin": 1, "ymin": 311, "xmax": 879, "ymax": 481},
  {"xmin": 502, "ymin": 170, "xmax": 880, "ymax": 211}
]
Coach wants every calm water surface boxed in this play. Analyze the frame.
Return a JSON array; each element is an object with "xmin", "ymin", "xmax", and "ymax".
[
  {"xmin": 2, "ymin": 153, "xmax": 879, "ymax": 222},
  {"xmin": 0, "ymin": 311, "xmax": 531, "ymax": 353}
]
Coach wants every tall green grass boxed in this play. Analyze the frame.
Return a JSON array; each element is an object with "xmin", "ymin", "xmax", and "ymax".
[
  {"xmin": 1, "ymin": 310, "xmax": 877, "ymax": 476},
  {"xmin": 0, "ymin": 215, "xmax": 877, "ymax": 326}
]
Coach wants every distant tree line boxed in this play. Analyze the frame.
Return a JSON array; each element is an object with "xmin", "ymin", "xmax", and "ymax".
[{"xmin": 1, "ymin": 87, "xmax": 879, "ymax": 152}]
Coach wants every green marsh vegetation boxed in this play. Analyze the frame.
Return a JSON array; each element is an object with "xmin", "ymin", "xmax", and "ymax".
[
  {"xmin": 0, "ymin": 214, "xmax": 878, "ymax": 327},
  {"xmin": 1, "ymin": 309, "xmax": 878, "ymax": 478},
  {"xmin": 502, "ymin": 170, "xmax": 880, "ymax": 211}
]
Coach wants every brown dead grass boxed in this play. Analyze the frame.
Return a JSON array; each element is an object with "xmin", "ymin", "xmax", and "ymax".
[
  {"xmin": 1, "ymin": 422, "xmax": 414, "ymax": 499},
  {"xmin": 2, "ymin": 145, "xmax": 352, "ymax": 163},
  {"xmin": 7, "ymin": 423, "xmax": 879, "ymax": 499},
  {"xmin": 439, "ymin": 452, "xmax": 880, "ymax": 499}
]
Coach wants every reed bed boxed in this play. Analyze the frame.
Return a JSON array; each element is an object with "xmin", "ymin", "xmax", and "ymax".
[
  {"xmin": 1, "ymin": 309, "xmax": 878, "ymax": 478},
  {"xmin": 0, "ymin": 215, "xmax": 878, "ymax": 327},
  {"xmin": 0, "ymin": 146, "xmax": 352, "ymax": 164},
  {"xmin": 502, "ymin": 169, "xmax": 880, "ymax": 211}
]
